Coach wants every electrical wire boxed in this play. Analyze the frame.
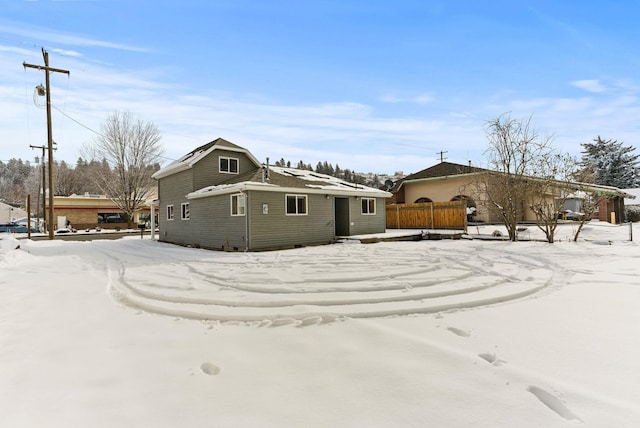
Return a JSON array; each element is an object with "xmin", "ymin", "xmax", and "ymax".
[
  {"xmin": 23, "ymin": 67, "xmax": 32, "ymax": 146},
  {"xmin": 51, "ymin": 105, "xmax": 103, "ymax": 136}
]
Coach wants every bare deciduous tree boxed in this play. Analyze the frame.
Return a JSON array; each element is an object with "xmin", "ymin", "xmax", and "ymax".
[
  {"xmin": 481, "ymin": 114, "xmax": 550, "ymax": 241},
  {"xmin": 82, "ymin": 110, "xmax": 163, "ymax": 228},
  {"xmin": 526, "ymin": 151, "xmax": 579, "ymax": 243},
  {"xmin": 480, "ymin": 113, "xmax": 577, "ymax": 243},
  {"xmin": 570, "ymin": 168, "xmax": 608, "ymax": 242}
]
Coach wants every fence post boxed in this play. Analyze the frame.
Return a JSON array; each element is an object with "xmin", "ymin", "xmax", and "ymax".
[{"xmin": 430, "ymin": 203, "xmax": 434, "ymax": 230}]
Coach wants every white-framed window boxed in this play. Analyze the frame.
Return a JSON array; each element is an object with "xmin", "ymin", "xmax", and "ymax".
[
  {"xmin": 167, "ymin": 204, "xmax": 174, "ymax": 221},
  {"xmin": 181, "ymin": 202, "xmax": 190, "ymax": 220},
  {"xmin": 231, "ymin": 193, "xmax": 246, "ymax": 216},
  {"xmin": 219, "ymin": 156, "xmax": 239, "ymax": 174},
  {"xmin": 286, "ymin": 194, "xmax": 307, "ymax": 215},
  {"xmin": 361, "ymin": 198, "xmax": 376, "ymax": 215}
]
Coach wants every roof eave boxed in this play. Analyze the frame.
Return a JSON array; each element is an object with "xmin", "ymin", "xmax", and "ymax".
[
  {"xmin": 152, "ymin": 162, "xmax": 190, "ymax": 179},
  {"xmin": 153, "ymin": 140, "xmax": 263, "ymax": 180},
  {"xmin": 398, "ymin": 171, "xmax": 483, "ymax": 189},
  {"xmin": 188, "ymin": 182, "xmax": 391, "ymax": 199}
]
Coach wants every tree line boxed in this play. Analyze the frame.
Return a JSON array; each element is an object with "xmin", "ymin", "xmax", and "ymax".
[
  {"xmin": 1, "ymin": 111, "xmax": 164, "ymax": 229},
  {"xmin": 0, "ymin": 157, "xmax": 161, "ymax": 212}
]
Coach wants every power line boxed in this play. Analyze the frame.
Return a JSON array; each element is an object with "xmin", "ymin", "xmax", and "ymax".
[{"xmin": 52, "ymin": 105, "xmax": 103, "ymax": 136}]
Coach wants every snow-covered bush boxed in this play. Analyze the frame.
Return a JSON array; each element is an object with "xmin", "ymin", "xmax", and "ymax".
[{"xmin": 625, "ymin": 205, "xmax": 640, "ymax": 222}]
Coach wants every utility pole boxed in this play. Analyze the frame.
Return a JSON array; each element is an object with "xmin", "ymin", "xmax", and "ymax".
[
  {"xmin": 30, "ymin": 144, "xmax": 47, "ymax": 233},
  {"xmin": 436, "ymin": 150, "xmax": 448, "ymax": 163},
  {"xmin": 24, "ymin": 48, "xmax": 70, "ymax": 239}
]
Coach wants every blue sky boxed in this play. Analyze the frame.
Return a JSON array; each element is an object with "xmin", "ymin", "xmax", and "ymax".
[{"xmin": 2, "ymin": 1, "xmax": 640, "ymax": 175}]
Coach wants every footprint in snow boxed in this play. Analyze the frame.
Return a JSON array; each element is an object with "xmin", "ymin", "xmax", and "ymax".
[
  {"xmin": 200, "ymin": 362, "xmax": 221, "ymax": 376},
  {"xmin": 478, "ymin": 353, "xmax": 507, "ymax": 366},
  {"xmin": 447, "ymin": 327, "xmax": 470, "ymax": 337},
  {"xmin": 527, "ymin": 385, "xmax": 581, "ymax": 422}
]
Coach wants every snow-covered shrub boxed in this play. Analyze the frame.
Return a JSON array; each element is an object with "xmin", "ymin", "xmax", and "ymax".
[{"xmin": 625, "ymin": 205, "xmax": 640, "ymax": 222}]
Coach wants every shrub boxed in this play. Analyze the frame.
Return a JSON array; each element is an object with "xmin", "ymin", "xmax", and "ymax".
[{"xmin": 625, "ymin": 205, "xmax": 640, "ymax": 222}]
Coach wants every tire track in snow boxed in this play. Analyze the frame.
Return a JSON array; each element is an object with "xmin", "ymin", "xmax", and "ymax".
[{"xmin": 101, "ymin": 240, "xmax": 558, "ymax": 325}]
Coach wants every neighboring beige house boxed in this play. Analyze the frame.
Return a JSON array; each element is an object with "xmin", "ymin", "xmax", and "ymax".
[{"xmin": 390, "ymin": 161, "xmax": 632, "ymax": 224}]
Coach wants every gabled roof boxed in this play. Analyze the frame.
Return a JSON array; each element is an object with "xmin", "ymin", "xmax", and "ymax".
[
  {"xmin": 397, "ymin": 161, "xmax": 634, "ymax": 199},
  {"xmin": 404, "ymin": 161, "xmax": 485, "ymax": 181},
  {"xmin": 187, "ymin": 166, "xmax": 392, "ymax": 199},
  {"xmin": 389, "ymin": 161, "xmax": 485, "ymax": 192},
  {"xmin": 152, "ymin": 138, "xmax": 262, "ymax": 179}
]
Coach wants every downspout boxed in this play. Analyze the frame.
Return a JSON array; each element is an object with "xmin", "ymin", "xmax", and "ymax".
[
  {"xmin": 150, "ymin": 199, "xmax": 157, "ymax": 240},
  {"xmin": 244, "ymin": 191, "xmax": 249, "ymax": 251}
]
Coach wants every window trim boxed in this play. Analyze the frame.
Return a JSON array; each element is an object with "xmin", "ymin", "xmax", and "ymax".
[
  {"xmin": 285, "ymin": 194, "xmax": 308, "ymax": 216},
  {"xmin": 167, "ymin": 204, "xmax": 174, "ymax": 221},
  {"xmin": 361, "ymin": 198, "xmax": 376, "ymax": 215},
  {"xmin": 219, "ymin": 156, "xmax": 239, "ymax": 174},
  {"xmin": 181, "ymin": 202, "xmax": 190, "ymax": 220},
  {"xmin": 230, "ymin": 193, "xmax": 246, "ymax": 216}
]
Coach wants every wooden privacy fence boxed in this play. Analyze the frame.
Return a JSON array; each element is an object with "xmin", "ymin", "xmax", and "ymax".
[{"xmin": 386, "ymin": 201, "xmax": 467, "ymax": 230}]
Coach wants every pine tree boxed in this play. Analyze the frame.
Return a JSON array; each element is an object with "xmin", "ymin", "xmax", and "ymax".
[{"xmin": 581, "ymin": 136, "xmax": 640, "ymax": 188}]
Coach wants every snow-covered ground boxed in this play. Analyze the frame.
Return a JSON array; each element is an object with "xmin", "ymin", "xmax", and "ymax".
[{"xmin": 1, "ymin": 221, "xmax": 639, "ymax": 427}]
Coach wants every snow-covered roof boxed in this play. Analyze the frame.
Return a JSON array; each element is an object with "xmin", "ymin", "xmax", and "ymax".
[
  {"xmin": 623, "ymin": 188, "xmax": 640, "ymax": 205},
  {"xmin": 152, "ymin": 138, "xmax": 261, "ymax": 180},
  {"xmin": 188, "ymin": 166, "xmax": 391, "ymax": 200}
]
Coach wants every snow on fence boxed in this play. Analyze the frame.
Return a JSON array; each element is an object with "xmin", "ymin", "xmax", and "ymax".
[{"xmin": 386, "ymin": 200, "xmax": 467, "ymax": 230}]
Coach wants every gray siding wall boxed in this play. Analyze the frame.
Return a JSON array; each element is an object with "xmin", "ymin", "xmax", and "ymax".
[
  {"xmin": 192, "ymin": 150, "xmax": 258, "ymax": 190},
  {"xmin": 157, "ymin": 169, "xmax": 194, "ymax": 246},
  {"xmin": 157, "ymin": 148, "xmax": 260, "ymax": 248},
  {"xmin": 191, "ymin": 194, "xmax": 248, "ymax": 250},
  {"xmin": 349, "ymin": 197, "xmax": 387, "ymax": 235},
  {"xmin": 247, "ymin": 191, "xmax": 335, "ymax": 250}
]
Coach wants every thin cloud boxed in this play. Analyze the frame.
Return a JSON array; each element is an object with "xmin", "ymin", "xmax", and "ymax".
[
  {"xmin": 571, "ymin": 79, "xmax": 607, "ymax": 93},
  {"xmin": 379, "ymin": 93, "xmax": 434, "ymax": 105},
  {"xmin": 0, "ymin": 19, "xmax": 150, "ymax": 53},
  {"xmin": 51, "ymin": 48, "xmax": 83, "ymax": 57}
]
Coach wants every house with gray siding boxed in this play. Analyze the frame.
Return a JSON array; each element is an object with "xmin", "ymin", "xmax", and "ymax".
[{"xmin": 152, "ymin": 138, "xmax": 391, "ymax": 251}]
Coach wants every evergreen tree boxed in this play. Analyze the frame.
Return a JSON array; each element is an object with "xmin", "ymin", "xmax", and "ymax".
[{"xmin": 581, "ymin": 136, "xmax": 640, "ymax": 188}]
